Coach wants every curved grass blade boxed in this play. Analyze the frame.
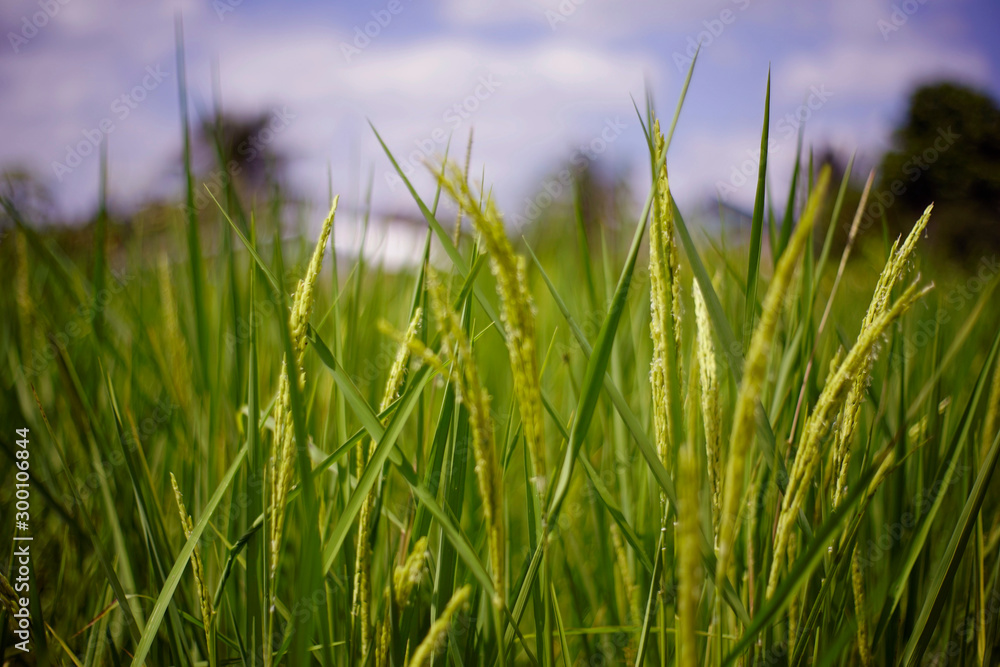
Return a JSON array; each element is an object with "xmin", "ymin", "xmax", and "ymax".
[
  {"xmin": 874, "ymin": 324, "xmax": 1000, "ymax": 645},
  {"xmin": 634, "ymin": 533, "xmax": 664, "ymax": 667},
  {"xmin": 308, "ymin": 327, "xmax": 516, "ymax": 635},
  {"xmin": 545, "ymin": 167, "xmax": 652, "ymax": 522},
  {"xmin": 722, "ymin": 461, "xmax": 877, "ymax": 666},
  {"xmin": 525, "ymin": 241, "xmax": 677, "ymax": 504},
  {"xmin": 130, "ymin": 445, "xmax": 248, "ymax": 667},
  {"xmin": 902, "ymin": 428, "xmax": 1000, "ymax": 667},
  {"xmin": 539, "ymin": 394, "xmax": 651, "ymax": 573},
  {"xmin": 550, "ymin": 583, "xmax": 572, "ymax": 667},
  {"xmin": 671, "ymin": 201, "xmax": 793, "ymax": 500},
  {"xmin": 270, "ymin": 227, "xmax": 332, "ymax": 667},
  {"xmin": 310, "ymin": 329, "xmax": 435, "ymax": 573}
]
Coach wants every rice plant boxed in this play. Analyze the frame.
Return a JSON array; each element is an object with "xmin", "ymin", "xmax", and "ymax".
[{"xmin": 2, "ymin": 56, "xmax": 1000, "ymax": 667}]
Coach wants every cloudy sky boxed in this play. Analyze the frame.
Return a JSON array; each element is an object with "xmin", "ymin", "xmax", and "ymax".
[{"xmin": 1, "ymin": 0, "xmax": 998, "ymax": 244}]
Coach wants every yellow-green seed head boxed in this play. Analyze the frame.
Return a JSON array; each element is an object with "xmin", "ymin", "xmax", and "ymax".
[
  {"xmin": 425, "ymin": 270, "xmax": 504, "ymax": 605},
  {"xmin": 436, "ymin": 163, "xmax": 547, "ymax": 493},
  {"xmin": 648, "ymin": 119, "xmax": 685, "ymax": 470},
  {"xmin": 832, "ymin": 204, "xmax": 933, "ymax": 508},
  {"xmin": 353, "ymin": 307, "xmax": 422, "ymax": 654},
  {"xmin": 693, "ymin": 280, "xmax": 722, "ymax": 540},
  {"xmin": 170, "ymin": 472, "xmax": 214, "ymax": 633},
  {"xmin": 393, "ymin": 536, "xmax": 430, "ymax": 608},
  {"xmin": 269, "ymin": 196, "xmax": 339, "ymax": 590},
  {"xmin": 408, "ymin": 585, "xmax": 472, "ymax": 667},
  {"xmin": 717, "ymin": 168, "xmax": 831, "ymax": 583},
  {"xmin": 769, "ymin": 279, "xmax": 931, "ymax": 597}
]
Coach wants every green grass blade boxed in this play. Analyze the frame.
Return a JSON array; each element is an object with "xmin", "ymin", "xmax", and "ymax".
[
  {"xmin": 723, "ymin": 461, "xmax": 878, "ymax": 665},
  {"xmin": 743, "ymin": 68, "xmax": 770, "ymax": 352},
  {"xmin": 549, "ymin": 583, "xmax": 571, "ymax": 667},
  {"xmin": 902, "ymin": 428, "xmax": 1000, "ymax": 666},
  {"xmin": 633, "ymin": 534, "xmax": 664, "ymax": 667},
  {"xmin": 307, "ymin": 327, "xmax": 500, "ymax": 601},
  {"xmin": 175, "ymin": 17, "xmax": 210, "ymax": 391},
  {"xmin": 874, "ymin": 324, "xmax": 1000, "ymax": 645},
  {"xmin": 309, "ymin": 327, "xmax": 434, "ymax": 574},
  {"xmin": 269, "ymin": 231, "xmax": 331, "ymax": 666},
  {"xmin": 545, "ymin": 169, "xmax": 652, "ymax": 522},
  {"xmin": 777, "ymin": 126, "xmax": 803, "ymax": 258},
  {"xmin": 130, "ymin": 446, "xmax": 248, "ymax": 667}
]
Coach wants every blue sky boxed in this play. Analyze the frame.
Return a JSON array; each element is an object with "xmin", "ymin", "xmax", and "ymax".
[{"xmin": 1, "ymin": 0, "xmax": 997, "ymax": 261}]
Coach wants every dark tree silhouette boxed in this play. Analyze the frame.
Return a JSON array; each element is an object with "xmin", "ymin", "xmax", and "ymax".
[
  {"xmin": 878, "ymin": 82, "xmax": 1000, "ymax": 257},
  {"xmin": 197, "ymin": 111, "xmax": 289, "ymax": 192}
]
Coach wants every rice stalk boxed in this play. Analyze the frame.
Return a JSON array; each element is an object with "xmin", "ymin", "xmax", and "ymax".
[
  {"xmin": 677, "ymin": 438, "xmax": 702, "ymax": 667},
  {"xmin": 158, "ymin": 255, "xmax": 192, "ymax": 407},
  {"xmin": 788, "ymin": 535, "xmax": 800, "ymax": 654},
  {"xmin": 610, "ymin": 523, "xmax": 639, "ymax": 627},
  {"xmin": 170, "ymin": 473, "xmax": 215, "ymax": 658},
  {"xmin": 374, "ymin": 611, "xmax": 392, "ymax": 667},
  {"xmin": 851, "ymin": 545, "xmax": 873, "ymax": 667},
  {"xmin": 353, "ymin": 307, "xmax": 422, "ymax": 653},
  {"xmin": 649, "ymin": 118, "xmax": 685, "ymax": 472},
  {"xmin": 768, "ymin": 278, "xmax": 933, "ymax": 597},
  {"xmin": 826, "ymin": 206, "xmax": 931, "ymax": 666},
  {"xmin": 268, "ymin": 196, "xmax": 338, "ymax": 588},
  {"xmin": 407, "ymin": 584, "xmax": 471, "ymax": 666},
  {"xmin": 437, "ymin": 163, "xmax": 547, "ymax": 494},
  {"xmin": 393, "ymin": 536, "xmax": 430, "ymax": 608},
  {"xmin": 717, "ymin": 168, "xmax": 831, "ymax": 584},
  {"xmin": 832, "ymin": 204, "xmax": 933, "ymax": 507},
  {"xmin": 693, "ymin": 279, "xmax": 722, "ymax": 543},
  {"xmin": 423, "ymin": 270, "xmax": 505, "ymax": 606}
]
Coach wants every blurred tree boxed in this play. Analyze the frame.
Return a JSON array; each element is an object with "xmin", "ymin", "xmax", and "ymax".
[
  {"xmin": 878, "ymin": 82, "xmax": 1000, "ymax": 257},
  {"xmin": 197, "ymin": 110, "xmax": 289, "ymax": 193},
  {"xmin": 186, "ymin": 109, "xmax": 293, "ymax": 230}
]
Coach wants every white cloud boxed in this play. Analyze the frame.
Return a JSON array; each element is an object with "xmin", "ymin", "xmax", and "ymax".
[{"xmin": 157, "ymin": 28, "xmax": 659, "ymax": 221}]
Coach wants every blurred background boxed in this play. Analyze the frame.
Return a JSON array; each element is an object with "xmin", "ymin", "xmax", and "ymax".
[{"xmin": 1, "ymin": 0, "xmax": 998, "ymax": 264}]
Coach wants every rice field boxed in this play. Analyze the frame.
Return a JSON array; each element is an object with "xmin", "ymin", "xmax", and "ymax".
[{"xmin": 2, "ymin": 55, "xmax": 1000, "ymax": 667}]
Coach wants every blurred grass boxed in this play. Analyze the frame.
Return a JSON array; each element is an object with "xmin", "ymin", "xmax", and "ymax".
[{"xmin": 1, "ymin": 66, "xmax": 1000, "ymax": 667}]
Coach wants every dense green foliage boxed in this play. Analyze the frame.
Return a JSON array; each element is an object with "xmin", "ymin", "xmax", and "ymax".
[{"xmin": 1, "ymin": 66, "xmax": 1000, "ymax": 667}]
